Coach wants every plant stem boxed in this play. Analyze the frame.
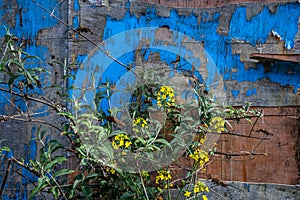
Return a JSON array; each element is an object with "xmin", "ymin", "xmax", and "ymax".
[
  {"xmin": 167, "ymin": 179, "xmax": 171, "ymax": 200},
  {"xmin": 138, "ymin": 167, "xmax": 149, "ymax": 200}
]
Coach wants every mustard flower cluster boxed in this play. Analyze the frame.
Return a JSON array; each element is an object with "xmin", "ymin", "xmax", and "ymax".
[
  {"xmin": 184, "ymin": 181, "xmax": 209, "ymax": 199},
  {"xmin": 155, "ymin": 169, "xmax": 172, "ymax": 184},
  {"xmin": 132, "ymin": 117, "xmax": 148, "ymax": 132},
  {"xmin": 133, "ymin": 117, "xmax": 148, "ymax": 128},
  {"xmin": 210, "ymin": 116, "xmax": 225, "ymax": 133},
  {"xmin": 189, "ymin": 149, "xmax": 209, "ymax": 167},
  {"xmin": 193, "ymin": 181, "xmax": 209, "ymax": 194},
  {"xmin": 112, "ymin": 134, "xmax": 132, "ymax": 150},
  {"xmin": 105, "ymin": 167, "xmax": 116, "ymax": 175},
  {"xmin": 156, "ymin": 86, "xmax": 175, "ymax": 107}
]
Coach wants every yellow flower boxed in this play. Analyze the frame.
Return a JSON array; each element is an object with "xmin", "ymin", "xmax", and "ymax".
[
  {"xmin": 106, "ymin": 167, "xmax": 115, "ymax": 174},
  {"xmin": 202, "ymin": 194, "xmax": 208, "ymax": 200},
  {"xmin": 112, "ymin": 133, "xmax": 131, "ymax": 149},
  {"xmin": 110, "ymin": 168, "xmax": 115, "ymax": 174},
  {"xmin": 112, "ymin": 141, "xmax": 119, "ymax": 150},
  {"xmin": 210, "ymin": 117, "xmax": 225, "ymax": 133},
  {"xmin": 184, "ymin": 191, "xmax": 191, "ymax": 197},
  {"xmin": 133, "ymin": 117, "xmax": 148, "ymax": 131},
  {"xmin": 194, "ymin": 185, "xmax": 200, "ymax": 193},
  {"xmin": 193, "ymin": 181, "xmax": 208, "ymax": 194},
  {"xmin": 200, "ymin": 135, "xmax": 206, "ymax": 145},
  {"xmin": 205, "ymin": 186, "xmax": 209, "ymax": 192},
  {"xmin": 189, "ymin": 149, "xmax": 209, "ymax": 167},
  {"xmin": 155, "ymin": 169, "xmax": 172, "ymax": 184},
  {"xmin": 125, "ymin": 141, "xmax": 132, "ymax": 148},
  {"xmin": 157, "ymin": 86, "xmax": 175, "ymax": 107}
]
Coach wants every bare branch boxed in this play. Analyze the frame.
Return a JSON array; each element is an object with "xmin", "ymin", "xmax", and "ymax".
[
  {"xmin": 0, "ymin": 87, "xmax": 58, "ymax": 110},
  {"xmin": 0, "ymin": 159, "xmax": 12, "ymax": 196},
  {"xmin": 249, "ymin": 112, "xmax": 263, "ymax": 136}
]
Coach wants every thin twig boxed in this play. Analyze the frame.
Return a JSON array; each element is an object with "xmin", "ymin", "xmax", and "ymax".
[
  {"xmin": 249, "ymin": 112, "xmax": 263, "ymax": 136},
  {"xmin": 0, "ymin": 159, "xmax": 12, "ymax": 196},
  {"xmin": 2, "ymin": 93, "xmax": 25, "ymax": 114},
  {"xmin": 51, "ymin": 0, "xmax": 65, "ymax": 16},
  {"xmin": 8, "ymin": 117, "xmax": 63, "ymax": 132},
  {"xmin": 46, "ymin": 171, "xmax": 69, "ymax": 200},
  {"xmin": 0, "ymin": 87, "xmax": 58, "ymax": 110},
  {"xmin": 11, "ymin": 157, "xmax": 40, "ymax": 176}
]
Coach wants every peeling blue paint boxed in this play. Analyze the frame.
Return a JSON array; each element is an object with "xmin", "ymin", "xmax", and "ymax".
[
  {"xmin": 228, "ymin": 5, "xmax": 299, "ymax": 48},
  {"xmin": 0, "ymin": 1, "xmax": 59, "ymax": 42},
  {"xmin": 246, "ymin": 88, "xmax": 257, "ymax": 97},
  {"xmin": 74, "ymin": 0, "xmax": 80, "ymax": 12},
  {"xmin": 243, "ymin": 182, "xmax": 251, "ymax": 192},
  {"xmin": 231, "ymin": 90, "xmax": 240, "ymax": 98},
  {"xmin": 0, "ymin": 2, "xmax": 57, "ymax": 197},
  {"xmin": 0, "ymin": 1, "xmax": 299, "ymax": 199},
  {"xmin": 103, "ymin": 2, "xmax": 300, "ymax": 92},
  {"xmin": 76, "ymin": 54, "xmax": 88, "ymax": 64}
]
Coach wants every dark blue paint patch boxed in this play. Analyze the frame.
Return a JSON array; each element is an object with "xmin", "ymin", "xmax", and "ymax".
[
  {"xmin": 15, "ymin": 182, "xmax": 20, "ymax": 200},
  {"xmin": 73, "ymin": 15, "xmax": 80, "ymax": 30},
  {"xmin": 228, "ymin": 4, "xmax": 300, "ymax": 48},
  {"xmin": 246, "ymin": 88, "xmax": 257, "ymax": 97},
  {"xmin": 22, "ymin": 188, "xmax": 27, "ymax": 200},
  {"xmin": 3, "ymin": 150, "xmax": 13, "ymax": 159},
  {"xmin": 243, "ymin": 182, "xmax": 250, "ymax": 192},
  {"xmin": 101, "ymin": 52, "xmax": 135, "ymax": 84},
  {"xmin": 77, "ymin": 54, "xmax": 88, "ymax": 64},
  {"xmin": 74, "ymin": 0, "xmax": 80, "ymax": 12},
  {"xmin": 0, "ymin": 1, "xmax": 59, "ymax": 41},
  {"xmin": 231, "ymin": 90, "xmax": 240, "ymax": 98},
  {"xmin": 73, "ymin": 15, "xmax": 80, "ymax": 39},
  {"xmin": 103, "ymin": 3, "xmax": 300, "ymax": 92}
]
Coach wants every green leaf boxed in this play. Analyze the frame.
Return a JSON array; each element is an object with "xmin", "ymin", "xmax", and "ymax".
[
  {"xmin": 53, "ymin": 169, "xmax": 74, "ymax": 177},
  {"xmin": 70, "ymin": 178, "xmax": 82, "ymax": 198},
  {"xmin": 44, "ymin": 156, "xmax": 67, "ymax": 171},
  {"xmin": 51, "ymin": 186, "xmax": 59, "ymax": 199},
  {"xmin": 30, "ymin": 178, "xmax": 47, "ymax": 199},
  {"xmin": 0, "ymin": 146, "xmax": 10, "ymax": 152},
  {"xmin": 46, "ymin": 139, "xmax": 63, "ymax": 155},
  {"xmin": 38, "ymin": 129, "xmax": 47, "ymax": 141},
  {"xmin": 85, "ymin": 173, "xmax": 98, "ymax": 180},
  {"xmin": 155, "ymin": 139, "xmax": 172, "ymax": 149},
  {"xmin": 58, "ymin": 112, "xmax": 75, "ymax": 120}
]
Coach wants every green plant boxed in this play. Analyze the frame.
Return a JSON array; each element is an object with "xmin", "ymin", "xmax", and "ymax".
[{"xmin": 0, "ymin": 28, "xmax": 266, "ymax": 200}]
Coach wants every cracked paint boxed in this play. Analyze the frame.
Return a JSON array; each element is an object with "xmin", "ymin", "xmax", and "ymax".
[{"xmin": 103, "ymin": 2, "xmax": 300, "ymax": 94}]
